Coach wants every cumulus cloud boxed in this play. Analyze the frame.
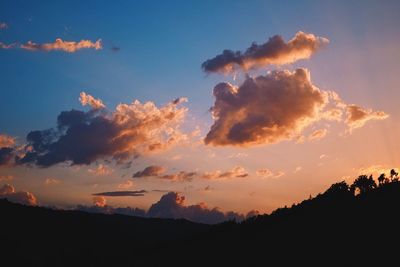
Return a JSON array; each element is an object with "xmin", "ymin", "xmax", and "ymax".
[
  {"xmin": 201, "ymin": 166, "xmax": 248, "ymax": 179},
  {"xmin": 202, "ymin": 31, "xmax": 328, "ymax": 74},
  {"xmin": 309, "ymin": 129, "xmax": 328, "ymax": 140},
  {"xmin": 79, "ymin": 92, "xmax": 106, "ymax": 109},
  {"xmin": 92, "ymin": 190, "xmax": 147, "ymax": 197},
  {"xmin": 0, "ymin": 184, "xmax": 37, "ymax": 206},
  {"xmin": 20, "ymin": 38, "xmax": 102, "ymax": 52},
  {"xmin": 346, "ymin": 104, "xmax": 388, "ymax": 131},
  {"xmin": 17, "ymin": 94, "xmax": 188, "ymax": 167},
  {"xmin": 159, "ymin": 171, "xmax": 197, "ymax": 182},
  {"xmin": 147, "ymin": 192, "xmax": 244, "ymax": 224},
  {"xmin": 205, "ymin": 69, "xmax": 328, "ymax": 146},
  {"xmin": 0, "ymin": 134, "xmax": 15, "ymax": 147},
  {"xmin": 133, "ymin": 165, "xmax": 166, "ymax": 178},
  {"xmin": 205, "ymin": 68, "xmax": 388, "ymax": 146}
]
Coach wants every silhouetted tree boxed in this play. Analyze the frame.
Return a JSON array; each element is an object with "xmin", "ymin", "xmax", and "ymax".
[
  {"xmin": 350, "ymin": 175, "xmax": 377, "ymax": 195},
  {"xmin": 378, "ymin": 173, "xmax": 386, "ymax": 186},
  {"xmin": 325, "ymin": 181, "xmax": 350, "ymax": 195},
  {"xmin": 390, "ymin": 169, "xmax": 398, "ymax": 182}
]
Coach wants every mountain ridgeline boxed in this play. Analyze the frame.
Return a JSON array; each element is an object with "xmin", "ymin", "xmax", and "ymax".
[{"xmin": 1, "ymin": 171, "xmax": 400, "ymax": 266}]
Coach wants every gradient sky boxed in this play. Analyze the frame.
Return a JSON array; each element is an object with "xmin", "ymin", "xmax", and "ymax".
[{"xmin": 1, "ymin": 0, "xmax": 400, "ymax": 216}]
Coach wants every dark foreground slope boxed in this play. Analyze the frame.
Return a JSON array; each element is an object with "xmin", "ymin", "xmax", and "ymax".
[{"xmin": 1, "ymin": 181, "xmax": 400, "ymax": 266}]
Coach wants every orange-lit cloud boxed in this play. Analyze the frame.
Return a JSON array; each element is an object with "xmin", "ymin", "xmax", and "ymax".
[
  {"xmin": 0, "ymin": 184, "xmax": 37, "ymax": 206},
  {"xmin": 0, "ymin": 134, "xmax": 15, "ymax": 147},
  {"xmin": 92, "ymin": 196, "xmax": 106, "ymax": 207},
  {"xmin": 0, "ymin": 175, "xmax": 13, "ymax": 181},
  {"xmin": 79, "ymin": 92, "xmax": 106, "ymax": 109},
  {"xmin": 17, "ymin": 94, "xmax": 188, "ymax": 166},
  {"xmin": 202, "ymin": 31, "xmax": 328, "ymax": 74},
  {"xmin": 346, "ymin": 104, "xmax": 388, "ymax": 131},
  {"xmin": 205, "ymin": 68, "xmax": 388, "ymax": 146},
  {"xmin": 21, "ymin": 38, "xmax": 102, "ymax": 52}
]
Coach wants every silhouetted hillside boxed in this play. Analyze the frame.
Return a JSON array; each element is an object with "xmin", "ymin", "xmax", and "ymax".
[{"xmin": 2, "ymin": 178, "xmax": 400, "ymax": 266}]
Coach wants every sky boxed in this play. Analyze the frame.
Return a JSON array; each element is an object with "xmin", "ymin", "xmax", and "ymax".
[{"xmin": 1, "ymin": 0, "xmax": 400, "ymax": 222}]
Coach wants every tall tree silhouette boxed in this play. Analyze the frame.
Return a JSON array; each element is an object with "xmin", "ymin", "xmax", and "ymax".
[
  {"xmin": 350, "ymin": 175, "xmax": 377, "ymax": 195},
  {"xmin": 390, "ymin": 169, "xmax": 398, "ymax": 181},
  {"xmin": 378, "ymin": 173, "xmax": 386, "ymax": 186}
]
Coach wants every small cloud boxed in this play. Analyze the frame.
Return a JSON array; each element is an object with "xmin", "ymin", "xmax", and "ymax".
[
  {"xmin": 88, "ymin": 164, "xmax": 113, "ymax": 176},
  {"xmin": 228, "ymin": 152, "xmax": 248, "ymax": 159},
  {"xmin": 0, "ymin": 42, "xmax": 15, "ymax": 49},
  {"xmin": 79, "ymin": 92, "xmax": 106, "ymax": 109},
  {"xmin": 0, "ymin": 22, "xmax": 8, "ymax": 30},
  {"xmin": 118, "ymin": 180, "xmax": 134, "ymax": 189},
  {"xmin": 320, "ymin": 154, "xmax": 327, "ymax": 159},
  {"xmin": 256, "ymin": 168, "xmax": 285, "ymax": 179},
  {"xmin": 159, "ymin": 171, "xmax": 197, "ymax": 182},
  {"xmin": 20, "ymin": 38, "xmax": 102, "ymax": 53},
  {"xmin": 346, "ymin": 104, "xmax": 388, "ymax": 132},
  {"xmin": 133, "ymin": 165, "xmax": 166, "ymax": 178},
  {"xmin": 92, "ymin": 196, "xmax": 106, "ymax": 207},
  {"xmin": 92, "ymin": 190, "xmax": 147, "ymax": 197},
  {"xmin": 111, "ymin": 46, "xmax": 120, "ymax": 52},
  {"xmin": 309, "ymin": 129, "xmax": 328, "ymax": 141},
  {"xmin": 202, "ymin": 166, "xmax": 249, "ymax": 179},
  {"xmin": 44, "ymin": 178, "xmax": 61, "ymax": 186},
  {"xmin": 293, "ymin": 166, "xmax": 302, "ymax": 173}
]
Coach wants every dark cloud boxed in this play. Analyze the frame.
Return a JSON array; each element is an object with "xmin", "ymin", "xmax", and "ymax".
[
  {"xmin": 147, "ymin": 192, "xmax": 244, "ymax": 224},
  {"xmin": 202, "ymin": 31, "xmax": 329, "ymax": 74},
  {"xmin": 205, "ymin": 69, "xmax": 328, "ymax": 146},
  {"xmin": 17, "ymin": 93, "xmax": 188, "ymax": 167},
  {"xmin": 133, "ymin": 165, "xmax": 166, "ymax": 178},
  {"xmin": 92, "ymin": 190, "xmax": 148, "ymax": 197},
  {"xmin": 0, "ymin": 184, "xmax": 37, "ymax": 206}
]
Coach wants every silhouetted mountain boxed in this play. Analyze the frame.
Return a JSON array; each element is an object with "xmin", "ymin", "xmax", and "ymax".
[{"xmin": 2, "ymin": 178, "xmax": 400, "ymax": 266}]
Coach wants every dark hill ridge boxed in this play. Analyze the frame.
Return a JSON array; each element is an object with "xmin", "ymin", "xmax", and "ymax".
[{"xmin": 1, "ymin": 179, "xmax": 400, "ymax": 266}]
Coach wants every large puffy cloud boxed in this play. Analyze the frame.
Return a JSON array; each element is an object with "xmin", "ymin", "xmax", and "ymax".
[
  {"xmin": 133, "ymin": 165, "xmax": 166, "ymax": 178},
  {"xmin": 0, "ymin": 184, "xmax": 37, "ymax": 206},
  {"xmin": 202, "ymin": 31, "xmax": 328, "ymax": 74},
  {"xmin": 346, "ymin": 104, "xmax": 388, "ymax": 131},
  {"xmin": 147, "ymin": 192, "xmax": 244, "ymax": 224},
  {"xmin": 17, "ymin": 93, "xmax": 188, "ymax": 167},
  {"xmin": 20, "ymin": 38, "xmax": 102, "ymax": 52},
  {"xmin": 205, "ymin": 69, "xmax": 328, "ymax": 146},
  {"xmin": 205, "ymin": 68, "xmax": 388, "ymax": 146}
]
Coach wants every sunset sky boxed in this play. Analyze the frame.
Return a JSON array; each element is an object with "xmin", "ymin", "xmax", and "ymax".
[{"xmin": 1, "ymin": 0, "xmax": 400, "ymax": 220}]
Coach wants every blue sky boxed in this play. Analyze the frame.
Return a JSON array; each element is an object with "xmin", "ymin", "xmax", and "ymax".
[{"xmin": 1, "ymin": 1, "xmax": 400, "ymax": 216}]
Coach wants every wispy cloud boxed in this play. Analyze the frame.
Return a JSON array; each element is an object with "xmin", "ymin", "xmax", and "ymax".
[{"xmin": 20, "ymin": 38, "xmax": 102, "ymax": 53}]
